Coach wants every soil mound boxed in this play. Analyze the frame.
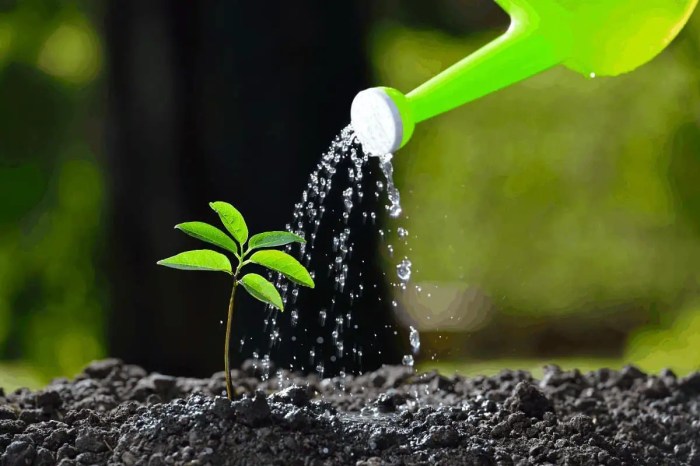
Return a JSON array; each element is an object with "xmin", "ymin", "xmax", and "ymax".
[{"xmin": 1, "ymin": 359, "xmax": 699, "ymax": 465}]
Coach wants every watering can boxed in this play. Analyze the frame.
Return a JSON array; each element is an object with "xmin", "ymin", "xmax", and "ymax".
[{"xmin": 351, "ymin": 0, "xmax": 699, "ymax": 155}]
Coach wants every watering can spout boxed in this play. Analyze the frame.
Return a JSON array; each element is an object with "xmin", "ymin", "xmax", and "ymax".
[{"xmin": 352, "ymin": 0, "xmax": 699, "ymax": 156}]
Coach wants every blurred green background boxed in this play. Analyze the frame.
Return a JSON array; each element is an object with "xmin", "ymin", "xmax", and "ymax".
[
  {"xmin": 1, "ymin": 1, "xmax": 700, "ymax": 389},
  {"xmin": 0, "ymin": 1, "xmax": 104, "ymax": 389},
  {"xmin": 381, "ymin": 12, "xmax": 700, "ymax": 377}
]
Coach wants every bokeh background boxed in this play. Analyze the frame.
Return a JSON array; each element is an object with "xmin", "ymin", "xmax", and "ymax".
[{"xmin": 1, "ymin": 0, "xmax": 700, "ymax": 389}]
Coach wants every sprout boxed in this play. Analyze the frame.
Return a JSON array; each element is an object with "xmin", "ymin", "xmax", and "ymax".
[{"xmin": 157, "ymin": 201, "xmax": 314, "ymax": 399}]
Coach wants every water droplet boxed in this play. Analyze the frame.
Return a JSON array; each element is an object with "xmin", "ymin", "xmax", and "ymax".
[
  {"xmin": 397, "ymin": 227, "xmax": 408, "ymax": 238},
  {"xmin": 409, "ymin": 326, "xmax": 420, "ymax": 353},
  {"xmin": 337, "ymin": 341, "xmax": 344, "ymax": 357},
  {"xmin": 342, "ymin": 187, "xmax": 354, "ymax": 211},
  {"xmin": 397, "ymin": 258, "xmax": 412, "ymax": 282},
  {"xmin": 402, "ymin": 355, "xmax": 414, "ymax": 367},
  {"xmin": 379, "ymin": 154, "xmax": 402, "ymax": 218},
  {"xmin": 388, "ymin": 203, "xmax": 402, "ymax": 218}
]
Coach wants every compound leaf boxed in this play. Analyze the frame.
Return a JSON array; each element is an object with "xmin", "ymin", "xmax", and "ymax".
[
  {"xmin": 210, "ymin": 201, "xmax": 248, "ymax": 245},
  {"xmin": 175, "ymin": 222, "xmax": 239, "ymax": 255},
  {"xmin": 240, "ymin": 273, "xmax": 284, "ymax": 311},
  {"xmin": 157, "ymin": 250, "xmax": 232, "ymax": 274},
  {"xmin": 248, "ymin": 250, "xmax": 314, "ymax": 288},
  {"xmin": 248, "ymin": 231, "xmax": 305, "ymax": 252}
]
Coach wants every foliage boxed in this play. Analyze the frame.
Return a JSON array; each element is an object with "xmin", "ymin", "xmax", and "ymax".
[
  {"xmin": 626, "ymin": 301, "xmax": 700, "ymax": 374},
  {"xmin": 157, "ymin": 201, "xmax": 314, "ymax": 398},
  {"xmin": 0, "ymin": 0, "xmax": 104, "ymax": 381}
]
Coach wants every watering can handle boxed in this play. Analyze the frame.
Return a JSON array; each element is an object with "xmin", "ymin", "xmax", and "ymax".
[{"xmin": 408, "ymin": 25, "xmax": 565, "ymax": 124}]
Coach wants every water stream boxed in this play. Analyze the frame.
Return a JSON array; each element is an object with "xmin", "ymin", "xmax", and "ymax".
[{"xmin": 254, "ymin": 125, "xmax": 420, "ymax": 379}]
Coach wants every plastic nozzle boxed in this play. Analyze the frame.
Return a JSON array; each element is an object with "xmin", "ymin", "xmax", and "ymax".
[{"xmin": 351, "ymin": 87, "xmax": 414, "ymax": 156}]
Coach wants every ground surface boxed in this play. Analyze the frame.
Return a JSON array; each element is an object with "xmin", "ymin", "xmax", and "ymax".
[{"xmin": 0, "ymin": 359, "xmax": 699, "ymax": 465}]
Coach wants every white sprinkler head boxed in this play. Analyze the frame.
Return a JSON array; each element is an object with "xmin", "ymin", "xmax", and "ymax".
[{"xmin": 351, "ymin": 87, "xmax": 404, "ymax": 156}]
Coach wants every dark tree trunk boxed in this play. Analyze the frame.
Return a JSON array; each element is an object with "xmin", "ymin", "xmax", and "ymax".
[{"xmin": 104, "ymin": 1, "xmax": 404, "ymax": 378}]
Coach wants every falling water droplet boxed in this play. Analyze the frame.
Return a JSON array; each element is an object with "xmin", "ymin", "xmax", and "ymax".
[
  {"xmin": 397, "ymin": 258, "xmax": 412, "ymax": 282},
  {"xmin": 379, "ymin": 154, "xmax": 402, "ymax": 218},
  {"xmin": 337, "ymin": 340, "xmax": 344, "ymax": 357},
  {"xmin": 342, "ymin": 187, "xmax": 354, "ymax": 212},
  {"xmin": 402, "ymin": 355, "xmax": 414, "ymax": 367},
  {"xmin": 409, "ymin": 326, "xmax": 420, "ymax": 354}
]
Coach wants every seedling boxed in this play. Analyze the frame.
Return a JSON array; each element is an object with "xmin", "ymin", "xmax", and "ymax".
[{"xmin": 157, "ymin": 201, "xmax": 315, "ymax": 399}]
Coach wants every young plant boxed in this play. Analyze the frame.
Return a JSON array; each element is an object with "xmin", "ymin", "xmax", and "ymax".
[{"xmin": 157, "ymin": 201, "xmax": 314, "ymax": 400}]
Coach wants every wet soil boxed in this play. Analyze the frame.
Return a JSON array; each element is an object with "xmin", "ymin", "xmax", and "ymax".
[{"xmin": 1, "ymin": 359, "xmax": 699, "ymax": 465}]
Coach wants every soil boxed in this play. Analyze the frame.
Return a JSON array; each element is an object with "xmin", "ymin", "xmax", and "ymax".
[{"xmin": 1, "ymin": 359, "xmax": 699, "ymax": 465}]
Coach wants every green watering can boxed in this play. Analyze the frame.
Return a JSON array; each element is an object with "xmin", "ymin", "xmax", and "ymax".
[{"xmin": 351, "ymin": 0, "xmax": 699, "ymax": 155}]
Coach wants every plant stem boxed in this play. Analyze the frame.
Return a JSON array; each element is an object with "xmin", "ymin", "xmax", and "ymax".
[{"xmin": 224, "ymin": 279, "xmax": 238, "ymax": 400}]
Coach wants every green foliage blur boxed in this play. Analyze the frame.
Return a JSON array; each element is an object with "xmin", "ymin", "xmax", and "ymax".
[
  {"xmin": 376, "ymin": 14, "xmax": 700, "ymax": 374},
  {"xmin": 0, "ymin": 1, "xmax": 104, "ymax": 388}
]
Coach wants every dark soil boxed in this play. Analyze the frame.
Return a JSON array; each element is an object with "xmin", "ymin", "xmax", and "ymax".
[{"xmin": 1, "ymin": 359, "xmax": 699, "ymax": 465}]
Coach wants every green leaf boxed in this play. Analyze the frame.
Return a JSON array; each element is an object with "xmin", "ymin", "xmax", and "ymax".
[
  {"xmin": 175, "ymin": 222, "xmax": 239, "ymax": 255},
  {"xmin": 157, "ymin": 250, "xmax": 232, "ymax": 274},
  {"xmin": 210, "ymin": 201, "xmax": 248, "ymax": 245},
  {"xmin": 239, "ymin": 273, "xmax": 284, "ymax": 311},
  {"xmin": 248, "ymin": 250, "xmax": 315, "ymax": 288},
  {"xmin": 248, "ymin": 231, "xmax": 306, "ymax": 251}
]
